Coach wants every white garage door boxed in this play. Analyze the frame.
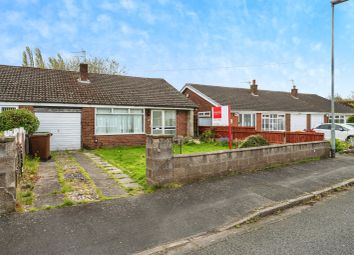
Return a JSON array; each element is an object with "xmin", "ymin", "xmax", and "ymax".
[
  {"xmin": 311, "ymin": 114, "xmax": 324, "ymax": 129},
  {"xmin": 291, "ymin": 114, "xmax": 307, "ymax": 131},
  {"xmin": 36, "ymin": 112, "xmax": 81, "ymax": 151}
]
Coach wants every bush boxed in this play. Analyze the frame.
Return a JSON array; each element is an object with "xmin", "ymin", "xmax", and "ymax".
[
  {"xmin": 200, "ymin": 129, "xmax": 215, "ymax": 143},
  {"xmin": 335, "ymin": 139, "xmax": 350, "ymax": 153},
  {"xmin": 0, "ymin": 109, "xmax": 39, "ymax": 134},
  {"xmin": 239, "ymin": 135, "xmax": 269, "ymax": 148},
  {"xmin": 347, "ymin": 115, "xmax": 354, "ymax": 123}
]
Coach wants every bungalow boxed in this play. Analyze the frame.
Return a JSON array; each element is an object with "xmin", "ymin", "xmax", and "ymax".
[
  {"xmin": 181, "ymin": 80, "xmax": 354, "ymax": 133},
  {"xmin": 0, "ymin": 64, "xmax": 196, "ymax": 150}
]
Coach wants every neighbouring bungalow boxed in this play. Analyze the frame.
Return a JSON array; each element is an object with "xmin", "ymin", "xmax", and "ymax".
[
  {"xmin": 0, "ymin": 64, "xmax": 196, "ymax": 150},
  {"xmin": 181, "ymin": 80, "xmax": 354, "ymax": 133}
]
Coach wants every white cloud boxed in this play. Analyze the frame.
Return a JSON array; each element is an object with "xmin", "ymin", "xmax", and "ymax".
[{"xmin": 120, "ymin": 0, "xmax": 136, "ymax": 11}]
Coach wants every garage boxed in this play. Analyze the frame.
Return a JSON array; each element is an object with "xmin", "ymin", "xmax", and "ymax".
[
  {"xmin": 291, "ymin": 113, "xmax": 307, "ymax": 131},
  {"xmin": 35, "ymin": 110, "xmax": 81, "ymax": 151}
]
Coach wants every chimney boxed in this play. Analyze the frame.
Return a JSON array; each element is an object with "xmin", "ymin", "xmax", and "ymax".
[
  {"xmin": 79, "ymin": 63, "xmax": 89, "ymax": 82},
  {"xmin": 250, "ymin": 80, "xmax": 258, "ymax": 95},
  {"xmin": 291, "ymin": 85, "xmax": 298, "ymax": 98}
]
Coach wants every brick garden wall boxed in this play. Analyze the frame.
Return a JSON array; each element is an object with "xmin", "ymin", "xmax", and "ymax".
[{"xmin": 146, "ymin": 135, "xmax": 330, "ymax": 185}]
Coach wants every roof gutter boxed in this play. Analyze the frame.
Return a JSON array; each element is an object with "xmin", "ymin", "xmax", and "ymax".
[{"xmin": 0, "ymin": 101, "xmax": 195, "ymax": 111}]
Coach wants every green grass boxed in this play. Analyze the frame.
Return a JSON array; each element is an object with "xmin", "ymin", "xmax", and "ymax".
[
  {"xmin": 23, "ymin": 156, "xmax": 40, "ymax": 175},
  {"xmin": 94, "ymin": 143, "xmax": 229, "ymax": 189},
  {"xmin": 16, "ymin": 156, "xmax": 40, "ymax": 211},
  {"xmin": 172, "ymin": 143, "xmax": 229, "ymax": 154}
]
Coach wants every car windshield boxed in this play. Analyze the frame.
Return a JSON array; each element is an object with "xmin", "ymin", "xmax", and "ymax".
[{"xmin": 347, "ymin": 123, "xmax": 354, "ymax": 128}]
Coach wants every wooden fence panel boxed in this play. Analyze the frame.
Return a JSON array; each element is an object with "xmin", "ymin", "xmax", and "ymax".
[{"xmin": 199, "ymin": 126, "xmax": 324, "ymax": 144}]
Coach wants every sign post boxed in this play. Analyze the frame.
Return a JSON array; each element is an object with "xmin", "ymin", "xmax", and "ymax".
[
  {"xmin": 212, "ymin": 105, "xmax": 233, "ymax": 150},
  {"xmin": 228, "ymin": 105, "xmax": 232, "ymax": 150}
]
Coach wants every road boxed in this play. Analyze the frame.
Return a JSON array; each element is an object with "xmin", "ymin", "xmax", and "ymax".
[{"xmin": 187, "ymin": 188, "xmax": 354, "ymax": 255}]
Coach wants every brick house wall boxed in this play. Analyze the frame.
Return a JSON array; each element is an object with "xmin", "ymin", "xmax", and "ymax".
[
  {"xmin": 182, "ymin": 88, "xmax": 214, "ymax": 111},
  {"xmin": 19, "ymin": 105, "xmax": 34, "ymax": 112},
  {"xmin": 82, "ymin": 108, "xmax": 189, "ymax": 149}
]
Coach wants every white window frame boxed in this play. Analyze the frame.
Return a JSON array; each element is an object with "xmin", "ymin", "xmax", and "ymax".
[
  {"xmin": 262, "ymin": 113, "xmax": 285, "ymax": 131},
  {"xmin": 329, "ymin": 115, "xmax": 346, "ymax": 124},
  {"xmin": 151, "ymin": 110, "xmax": 177, "ymax": 135},
  {"xmin": 0, "ymin": 106, "xmax": 18, "ymax": 112},
  {"xmin": 198, "ymin": 111, "xmax": 211, "ymax": 118},
  {"xmin": 238, "ymin": 113, "xmax": 256, "ymax": 127},
  {"xmin": 95, "ymin": 107, "xmax": 145, "ymax": 135}
]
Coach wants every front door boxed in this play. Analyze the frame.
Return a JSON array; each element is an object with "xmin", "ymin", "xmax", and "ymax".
[{"xmin": 151, "ymin": 110, "xmax": 176, "ymax": 135}]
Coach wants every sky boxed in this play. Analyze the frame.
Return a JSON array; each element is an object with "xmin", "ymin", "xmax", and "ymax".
[{"xmin": 0, "ymin": 0, "xmax": 353, "ymax": 98}]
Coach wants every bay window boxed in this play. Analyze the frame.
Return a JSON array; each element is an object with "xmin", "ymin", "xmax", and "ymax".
[
  {"xmin": 262, "ymin": 114, "xmax": 285, "ymax": 131},
  {"xmin": 95, "ymin": 108, "xmax": 144, "ymax": 135},
  {"xmin": 152, "ymin": 110, "xmax": 176, "ymax": 135}
]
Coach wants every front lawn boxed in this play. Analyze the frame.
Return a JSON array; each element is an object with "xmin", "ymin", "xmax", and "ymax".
[{"xmin": 94, "ymin": 143, "xmax": 229, "ymax": 189}]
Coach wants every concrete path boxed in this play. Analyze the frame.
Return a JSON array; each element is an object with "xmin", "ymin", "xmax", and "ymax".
[
  {"xmin": 73, "ymin": 152, "xmax": 128, "ymax": 197},
  {"xmin": 1, "ymin": 154, "xmax": 354, "ymax": 255},
  {"xmin": 84, "ymin": 152, "xmax": 143, "ymax": 191},
  {"xmin": 33, "ymin": 160, "xmax": 63, "ymax": 208}
]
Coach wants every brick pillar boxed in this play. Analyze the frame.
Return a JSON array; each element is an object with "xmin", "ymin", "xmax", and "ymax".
[
  {"xmin": 146, "ymin": 135, "xmax": 173, "ymax": 186},
  {"xmin": 324, "ymin": 114, "xmax": 329, "ymax": 123},
  {"xmin": 187, "ymin": 110, "xmax": 194, "ymax": 137},
  {"xmin": 307, "ymin": 114, "xmax": 311, "ymax": 130},
  {"xmin": 285, "ymin": 114, "xmax": 291, "ymax": 131},
  {"xmin": 256, "ymin": 113, "xmax": 262, "ymax": 131},
  {"xmin": 0, "ymin": 137, "xmax": 17, "ymax": 214}
]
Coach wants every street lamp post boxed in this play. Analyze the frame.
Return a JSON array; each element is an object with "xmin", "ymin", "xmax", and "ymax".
[{"xmin": 330, "ymin": 0, "xmax": 348, "ymax": 158}]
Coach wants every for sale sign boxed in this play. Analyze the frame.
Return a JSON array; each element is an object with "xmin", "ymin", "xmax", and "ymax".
[{"xmin": 212, "ymin": 106, "xmax": 230, "ymax": 126}]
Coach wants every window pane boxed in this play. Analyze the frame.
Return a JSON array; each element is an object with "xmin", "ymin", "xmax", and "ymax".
[
  {"xmin": 96, "ymin": 108, "xmax": 111, "ymax": 114},
  {"xmin": 244, "ymin": 114, "xmax": 252, "ymax": 126},
  {"xmin": 238, "ymin": 114, "xmax": 243, "ymax": 126},
  {"xmin": 113, "ymin": 108, "xmax": 128, "ymax": 114},
  {"xmin": 130, "ymin": 109, "xmax": 143, "ymax": 114},
  {"xmin": 132, "ymin": 115, "xmax": 143, "ymax": 133},
  {"xmin": 153, "ymin": 111, "xmax": 162, "ymax": 128},
  {"xmin": 164, "ymin": 110, "xmax": 176, "ymax": 127}
]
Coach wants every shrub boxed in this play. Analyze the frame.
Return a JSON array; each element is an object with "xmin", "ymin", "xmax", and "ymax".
[
  {"xmin": 0, "ymin": 109, "xmax": 39, "ymax": 134},
  {"xmin": 239, "ymin": 135, "xmax": 269, "ymax": 148},
  {"xmin": 200, "ymin": 129, "xmax": 215, "ymax": 143},
  {"xmin": 335, "ymin": 139, "xmax": 350, "ymax": 153},
  {"xmin": 347, "ymin": 115, "xmax": 354, "ymax": 123}
]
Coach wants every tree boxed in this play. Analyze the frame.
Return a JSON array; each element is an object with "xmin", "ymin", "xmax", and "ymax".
[
  {"xmin": 48, "ymin": 53, "xmax": 66, "ymax": 70},
  {"xmin": 34, "ymin": 48, "xmax": 45, "ymax": 68},
  {"xmin": 65, "ymin": 57, "xmax": 126, "ymax": 74},
  {"xmin": 22, "ymin": 46, "xmax": 35, "ymax": 67},
  {"xmin": 21, "ymin": 46, "xmax": 126, "ymax": 75}
]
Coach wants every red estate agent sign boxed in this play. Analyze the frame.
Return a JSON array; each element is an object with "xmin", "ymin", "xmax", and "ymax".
[
  {"xmin": 212, "ymin": 105, "xmax": 233, "ymax": 149},
  {"xmin": 213, "ymin": 106, "xmax": 222, "ymax": 119}
]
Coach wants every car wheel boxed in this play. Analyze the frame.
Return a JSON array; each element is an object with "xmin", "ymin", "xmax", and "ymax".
[{"xmin": 346, "ymin": 135, "xmax": 353, "ymax": 142}]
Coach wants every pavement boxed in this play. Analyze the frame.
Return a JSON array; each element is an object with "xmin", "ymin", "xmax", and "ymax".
[
  {"xmin": 186, "ymin": 186, "xmax": 354, "ymax": 255},
  {"xmin": 0, "ymin": 154, "xmax": 353, "ymax": 255}
]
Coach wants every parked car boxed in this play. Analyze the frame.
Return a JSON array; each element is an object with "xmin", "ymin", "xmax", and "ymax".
[{"xmin": 314, "ymin": 123, "xmax": 354, "ymax": 141}]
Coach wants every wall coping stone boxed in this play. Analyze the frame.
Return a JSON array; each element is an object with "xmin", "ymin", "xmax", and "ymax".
[
  {"xmin": 174, "ymin": 141, "xmax": 330, "ymax": 159},
  {"xmin": 0, "ymin": 137, "xmax": 15, "ymax": 143}
]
